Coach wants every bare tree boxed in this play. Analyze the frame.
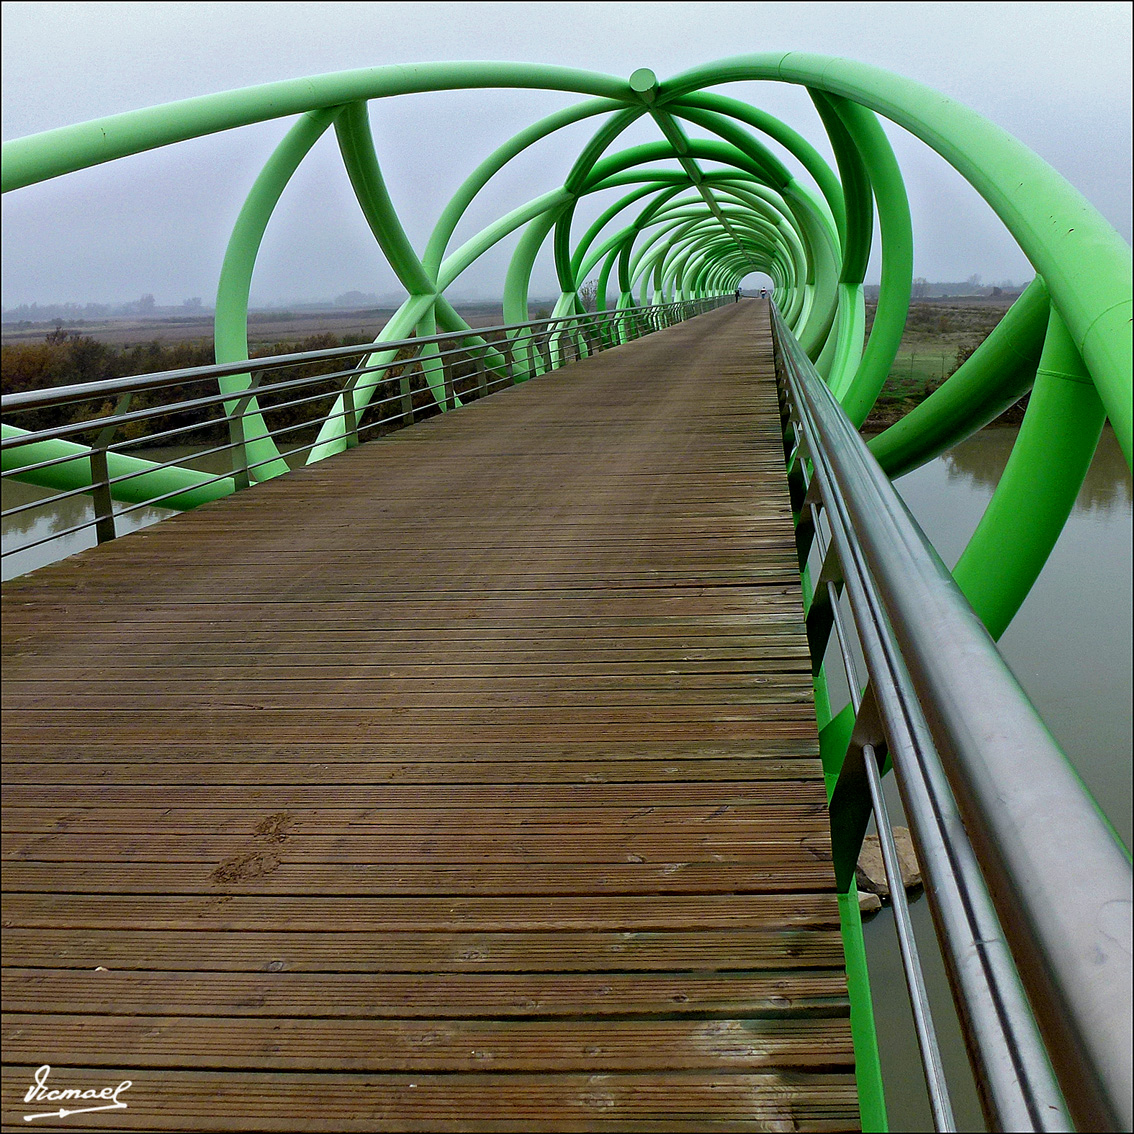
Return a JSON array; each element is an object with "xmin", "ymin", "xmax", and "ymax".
[{"xmin": 578, "ymin": 279, "xmax": 599, "ymax": 312}]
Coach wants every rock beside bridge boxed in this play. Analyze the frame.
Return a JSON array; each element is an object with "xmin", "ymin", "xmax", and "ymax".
[{"xmin": 856, "ymin": 826, "xmax": 923, "ymax": 904}]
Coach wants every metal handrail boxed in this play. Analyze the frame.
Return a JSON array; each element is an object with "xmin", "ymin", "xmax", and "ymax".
[
  {"xmin": 1, "ymin": 299, "xmax": 714, "ymax": 416},
  {"xmin": 772, "ymin": 305, "xmax": 1132, "ymax": 1133},
  {"xmin": 2, "ymin": 296, "xmax": 728, "ymax": 563}
]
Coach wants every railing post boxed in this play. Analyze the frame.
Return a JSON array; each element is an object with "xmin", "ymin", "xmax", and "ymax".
[
  {"xmin": 441, "ymin": 353, "xmax": 456, "ymax": 411},
  {"xmin": 88, "ymin": 444, "xmax": 116, "ymax": 545},
  {"xmin": 229, "ymin": 397, "xmax": 251, "ymax": 490},
  {"xmin": 342, "ymin": 382, "xmax": 359, "ymax": 448},
  {"xmin": 229, "ymin": 372, "xmax": 263, "ymax": 489},
  {"xmin": 504, "ymin": 339, "xmax": 519, "ymax": 386},
  {"xmin": 88, "ymin": 391, "xmax": 131, "ymax": 544},
  {"xmin": 399, "ymin": 365, "xmax": 415, "ymax": 426},
  {"xmin": 475, "ymin": 349, "xmax": 488, "ymax": 398}
]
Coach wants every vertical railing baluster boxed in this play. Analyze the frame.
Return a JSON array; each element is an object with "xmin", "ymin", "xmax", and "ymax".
[
  {"xmin": 89, "ymin": 391, "xmax": 132, "ymax": 544},
  {"xmin": 89, "ymin": 445, "xmax": 116, "ymax": 545},
  {"xmin": 442, "ymin": 352, "xmax": 456, "ymax": 411},
  {"xmin": 342, "ymin": 382, "xmax": 359, "ymax": 447},
  {"xmin": 399, "ymin": 370, "xmax": 415, "ymax": 426},
  {"xmin": 504, "ymin": 338, "xmax": 518, "ymax": 386},
  {"xmin": 229, "ymin": 371, "xmax": 263, "ymax": 489},
  {"xmin": 475, "ymin": 349, "xmax": 488, "ymax": 398}
]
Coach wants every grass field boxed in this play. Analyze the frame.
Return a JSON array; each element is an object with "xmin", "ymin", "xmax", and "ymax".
[{"xmin": 864, "ymin": 297, "xmax": 1016, "ymax": 428}]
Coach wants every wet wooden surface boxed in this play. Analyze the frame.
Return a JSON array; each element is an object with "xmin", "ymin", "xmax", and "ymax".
[{"xmin": 1, "ymin": 301, "xmax": 858, "ymax": 1131}]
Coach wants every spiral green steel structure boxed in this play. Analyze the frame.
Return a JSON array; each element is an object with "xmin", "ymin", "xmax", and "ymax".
[
  {"xmin": 3, "ymin": 57, "xmax": 1129, "ymax": 598},
  {"xmin": 3, "ymin": 58, "xmax": 1131, "ymax": 1128}
]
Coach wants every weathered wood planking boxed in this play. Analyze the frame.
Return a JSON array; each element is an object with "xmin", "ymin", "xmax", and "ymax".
[{"xmin": 1, "ymin": 302, "xmax": 858, "ymax": 1131}]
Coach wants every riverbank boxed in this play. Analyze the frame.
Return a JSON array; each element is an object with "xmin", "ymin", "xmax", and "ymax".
[
  {"xmin": 860, "ymin": 297, "xmax": 1020, "ymax": 431},
  {"xmin": 3, "ymin": 295, "xmax": 1025, "ymax": 432}
]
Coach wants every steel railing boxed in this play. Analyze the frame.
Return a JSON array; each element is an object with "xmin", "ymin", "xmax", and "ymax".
[
  {"xmin": 772, "ymin": 304, "xmax": 1132, "ymax": 1133},
  {"xmin": 1, "ymin": 296, "xmax": 729, "ymax": 570}
]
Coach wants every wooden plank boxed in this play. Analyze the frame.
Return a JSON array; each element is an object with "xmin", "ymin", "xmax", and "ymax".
[
  {"xmin": 2, "ymin": 1015, "xmax": 855, "ymax": 1071},
  {"xmin": 0, "ymin": 303, "xmax": 858, "ymax": 1131},
  {"xmin": 2, "ymin": 861, "xmax": 837, "ymax": 895},
  {"xmin": 1, "ymin": 968, "xmax": 849, "ymax": 1017},
  {"xmin": 3, "ymin": 830, "xmax": 833, "ymax": 862},
  {"xmin": 0, "ymin": 927, "xmax": 846, "ymax": 972},
  {"xmin": 1, "ymin": 781, "xmax": 827, "ymax": 808},
  {"xmin": 1, "ymin": 805, "xmax": 831, "ymax": 834},
  {"xmin": 0, "ymin": 758, "xmax": 823, "ymax": 787},
  {"xmin": 1, "ymin": 1067, "xmax": 859, "ymax": 1132},
  {"xmin": 1, "ymin": 893, "xmax": 843, "ymax": 932}
]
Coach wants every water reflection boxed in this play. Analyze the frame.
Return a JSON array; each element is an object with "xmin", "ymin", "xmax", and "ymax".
[
  {"xmin": 941, "ymin": 426, "xmax": 1132, "ymax": 513},
  {"xmin": 0, "ymin": 445, "xmax": 224, "ymax": 581},
  {"xmin": 1, "ymin": 480, "xmax": 177, "ymax": 581}
]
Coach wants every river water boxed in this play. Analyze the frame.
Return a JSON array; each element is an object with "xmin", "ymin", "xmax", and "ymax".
[{"xmin": 2, "ymin": 427, "xmax": 1130, "ymax": 1130}]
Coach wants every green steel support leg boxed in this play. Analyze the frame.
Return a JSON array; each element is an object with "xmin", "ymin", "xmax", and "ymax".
[
  {"xmin": 214, "ymin": 109, "xmax": 341, "ymax": 482},
  {"xmin": 951, "ymin": 308, "xmax": 1107, "ymax": 639}
]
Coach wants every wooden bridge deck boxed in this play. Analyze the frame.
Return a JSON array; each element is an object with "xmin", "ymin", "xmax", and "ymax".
[{"xmin": 1, "ymin": 301, "xmax": 857, "ymax": 1131}]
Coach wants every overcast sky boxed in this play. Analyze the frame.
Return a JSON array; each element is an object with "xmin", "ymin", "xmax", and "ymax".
[{"xmin": 2, "ymin": 1, "xmax": 1130, "ymax": 308}]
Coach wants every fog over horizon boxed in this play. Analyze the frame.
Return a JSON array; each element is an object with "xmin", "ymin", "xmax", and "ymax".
[{"xmin": 2, "ymin": 2, "xmax": 1130, "ymax": 311}]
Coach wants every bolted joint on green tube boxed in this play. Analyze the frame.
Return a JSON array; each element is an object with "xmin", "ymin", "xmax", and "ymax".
[{"xmin": 629, "ymin": 68, "xmax": 658, "ymax": 105}]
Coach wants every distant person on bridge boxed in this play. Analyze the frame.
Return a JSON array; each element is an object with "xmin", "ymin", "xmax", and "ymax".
[
  {"xmin": 760, "ymin": 288, "xmax": 767, "ymax": 299},
  {"xmin": 735, "ymin": 287, "xmax": 741, "ymax": 302}
]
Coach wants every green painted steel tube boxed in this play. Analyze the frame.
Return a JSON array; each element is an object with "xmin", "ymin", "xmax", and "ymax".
[
  {"xmin": 570, "ymin": 182, "xmax": 679, "ymax": 280},
  {"xmin": 840, "ymin": 890, "xmax": 889, "ymax": 1131},
  {"xmin": 553, "ymin": 107, "xmax": 648, "ymax": 293},
  {"xmin": 438, "ymin": 187, "xmax": 572, "ymax": 292},
  {"xmin": 579, "ymin": 137, "xmax": 768, "ymax": 196},
  {"xmin": 951, "ymin": 308, "xmax": 1107, "ymax": 639},
  {"xmin": 779, "ymin": 181, "xmax": 840, "ymax": 352},
  {"xmin": 423, "ymin": 97, "xmax": 623, "ymax": 278},
  {"xmin": 828, "ymin": 283, "xmax": 867, "ymax": 397},
  {"xmin": 1, "ymin": 63, "xmax": 639, "ymax": 192},
  {"xmin": 1, "ymin": 424, "xmax": 234, "ymax": 509},
  {"xmin": 652, "ymin": 99, "xmax": 830, "ymax": 320},
  {"xmin": 810, "ymin": 92, "xmax": 871, "ymax": 286},
  {"xmin": 413, "ymin": 304, "xmax": 453, "ymax": 413},
  {"xmin": 662, "ymin": 53, "xmax": 1131, "ymax": 465},
  {"xmin": 335, "ymin": 101, "xmax": 435, "ymax": 297},
  {"xmin": 669, "ymin": 91, "xmax": 845, "ymax": 245},
  {"xmin": 503, "ymin": 204, "xmax": 567, "ymax": 340},
  {"xmin": 808, "ymin": 91, "xmax": 871, "ymax": 393},
  {"xmin": 213, "ymin": 108, "xmax": 340, "ymax": 482},
  {"xmin": 306, "ymin": 291, "xmax": 436, "ymax": 462},
  {"xmin": 826, "ymin": 96, "xmax": 912, "ymax": 427}
]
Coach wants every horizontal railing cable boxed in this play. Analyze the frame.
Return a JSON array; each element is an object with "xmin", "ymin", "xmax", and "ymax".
[
  {"xmin": 1, "ymin": 302, "xmax": 704, "ymax": 415},
  {"xmin": 2, "ymin": 297, "xmax": 729, "ymax": 564}
]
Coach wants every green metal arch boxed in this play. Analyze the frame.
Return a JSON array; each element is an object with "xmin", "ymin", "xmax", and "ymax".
[
  {"xmin": 3, "ymin": 54, "xmax": 1129, "ymax": 662},
  {"xmin": 4, "ymin": 56, "xmax": 1131, "ymax": 1134}
]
